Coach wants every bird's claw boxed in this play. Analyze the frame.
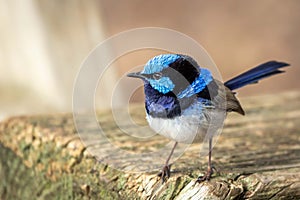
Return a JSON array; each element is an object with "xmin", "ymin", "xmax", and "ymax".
[
  {"xmin": 157, "ymin": 164, "xmax": 172, "ymax": 183},
  {"xmin": 196, "ymin": 166, "xmax": 216, "ymax": 183}
]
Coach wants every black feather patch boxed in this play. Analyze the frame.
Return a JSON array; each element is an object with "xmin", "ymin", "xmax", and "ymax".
[{"xmin": 197, "ymin": 80, "xmax": 219, "ymax": 100}]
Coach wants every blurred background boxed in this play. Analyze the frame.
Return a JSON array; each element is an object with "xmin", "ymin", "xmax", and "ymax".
[{"xmin": 1, "ymin": 0, "xmax": 299, "ymax": 120}]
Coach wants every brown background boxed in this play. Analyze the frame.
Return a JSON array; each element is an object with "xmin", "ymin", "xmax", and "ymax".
[
  {"xmin": 100, "ymin": 0, "xmax": 299, "ymax": 96},
  {"xmin": 0, "ymin": 1, "xmax": 299, "ymax": 118}
]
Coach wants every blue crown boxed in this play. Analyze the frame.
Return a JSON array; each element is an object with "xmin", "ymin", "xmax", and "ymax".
[{"xmin": 142, "ymin": 54, "xmax": 180, "ymax": 74}]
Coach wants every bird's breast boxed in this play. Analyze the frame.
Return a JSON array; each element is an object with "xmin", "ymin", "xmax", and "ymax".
[
  {"xmin": 145, "ymin": 100, "xmax": 226, "ymax": 144},
  {"xmin": 146, "ymin": 114, "xmax": 206, "ymax": 144}
]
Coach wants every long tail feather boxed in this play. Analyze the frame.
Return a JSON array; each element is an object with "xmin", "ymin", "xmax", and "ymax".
[{"xmin": 224, "ymin": 61, "xmax": 290, "ymax": 91}]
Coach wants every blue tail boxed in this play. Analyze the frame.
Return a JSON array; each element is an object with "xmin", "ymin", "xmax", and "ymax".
[{"xmin": 224, "ymin": 61, "xmax": 290, "ymax": 91}]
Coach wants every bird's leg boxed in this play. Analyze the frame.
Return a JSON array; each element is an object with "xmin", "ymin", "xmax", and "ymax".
[
  {"xmin": 158, "ymin": 141, "xmax": 178, "ymax": 183},
  {"xmin": 197, "ymin": 137, "xmax": 215, "ymax": 182}
]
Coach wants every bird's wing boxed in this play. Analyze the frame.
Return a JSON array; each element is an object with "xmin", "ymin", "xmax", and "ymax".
[{"xmin": 211, "ymin": 79, "xmax": 245, "ymax": 115}]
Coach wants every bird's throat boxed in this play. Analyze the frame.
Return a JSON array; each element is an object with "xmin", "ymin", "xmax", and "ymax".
[
  {"xmin": 144, "ymin": 83, "xmax": 181, "ymax": 119},
  {"xmin": 144, "ymin": 83, "xmax": 196, "ymax": 119}
]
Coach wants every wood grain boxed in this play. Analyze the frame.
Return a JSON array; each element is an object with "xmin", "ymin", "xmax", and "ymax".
[{"xmin": 0, "ymin": 91, "xmax": 299, "ymax": 199}]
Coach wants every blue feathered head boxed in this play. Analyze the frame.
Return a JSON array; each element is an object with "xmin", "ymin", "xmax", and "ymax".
[{"xmin": 127, "ymin": 54, "xmax": 213, "ymax": 97}]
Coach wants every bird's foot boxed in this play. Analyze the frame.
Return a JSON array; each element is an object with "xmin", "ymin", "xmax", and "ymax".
[
  {"xmin": 157, "ymin": 164, "xmax": 172, "ymax": 183},
  {"xmin": 196, "ymin": 166, "xmax": 216, "ymax": 183}
]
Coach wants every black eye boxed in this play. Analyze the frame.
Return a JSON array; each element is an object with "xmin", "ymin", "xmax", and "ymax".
[{"xmin": 153, "ymin": 72, "xmax": 162, "ymax": 80}]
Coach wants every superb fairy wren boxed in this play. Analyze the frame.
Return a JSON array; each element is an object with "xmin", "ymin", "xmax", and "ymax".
[{"xmin": 127, "ymin": 54, "xmax": 289, "ymax": 183}]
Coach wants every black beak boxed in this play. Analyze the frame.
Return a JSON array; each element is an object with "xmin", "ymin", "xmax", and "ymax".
[{"xmin": 127, "ymin": 72, "xmax": 147, "ymax": 79}]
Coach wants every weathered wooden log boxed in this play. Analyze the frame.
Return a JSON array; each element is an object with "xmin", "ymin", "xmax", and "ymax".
[{"xmin": 1, "ymin": 91, "xmax": 300, "ymax": 199}]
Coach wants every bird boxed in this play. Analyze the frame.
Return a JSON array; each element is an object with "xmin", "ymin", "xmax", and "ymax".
[{"xmin": 127, "ymin": 54, "xmax": 289, "ymax": 183}]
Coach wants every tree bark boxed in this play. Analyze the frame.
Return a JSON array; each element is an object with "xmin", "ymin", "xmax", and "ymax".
[{"xmin": 1, "ymin": 91, "xmax": 300, "ymax": 199}]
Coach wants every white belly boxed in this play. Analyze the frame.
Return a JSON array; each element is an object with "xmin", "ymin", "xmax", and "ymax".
[{"xmin": 146, "ymin": 108, "xmax": 226, "ymax": 144}]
